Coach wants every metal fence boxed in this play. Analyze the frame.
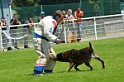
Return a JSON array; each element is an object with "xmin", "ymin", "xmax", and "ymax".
[
  {"xmin": 0, "ymin": 14, "xmax": 124, "ymax": 51},
  {"xmin": 0, "ymin": 24, "xmax": 34, "ymax": 51},
  {"xmin": 55, "ymin": 14, "xmax": 124, "ymax": 42}
]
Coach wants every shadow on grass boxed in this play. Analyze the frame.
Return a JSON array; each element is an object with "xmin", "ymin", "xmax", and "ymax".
[
  {"xmin": 56, "ymin": 69, "xmax": 92, "ymax": 73},
  {"xmin": 24, "ymin": 69, "xmax": 93, "ymax": 76}
]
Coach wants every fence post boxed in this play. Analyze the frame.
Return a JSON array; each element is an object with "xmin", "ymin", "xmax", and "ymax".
[
  {"xmin": 0, "ymin": 27, "xmax": 2, "ymax": 51},
  {"xmin": 123, "ymin": 14, "xmax": 124, "ymax": 23},
  {"xmin": 0, "ymin": 27, "xmax": 4, "ymax": 51},
  {"xmin": 79, "ymin": 0, "xmax": 82, "ymax": 9},
  {"xmin": 0, "ymin": 0, "xmax": 4, "ymax": 17},
  {"xmin": 40, "ymin": 5, "xmax": 43, "ymax": 12},
  {"xmin": 64, "ymin": 24, "xmax": 67, "ymax": 43},
  {"xmin": 94, "ymin": 17, "xmax": 98, "ymax": 40},
  {"xmin": 9, "ymin": 5, "xmax": 13, "ymax": 19}
]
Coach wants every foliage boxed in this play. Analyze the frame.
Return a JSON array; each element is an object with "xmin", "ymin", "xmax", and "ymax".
[
  {"xmin": 11, "ymin": 0, "xmax": 38, "ymax": 7},
  {"xmin": 12, "ymin": 6, "xmax": 40, "ymax": 23},
  {"xmin": 11, "ymin": 0, "xmax": 100, "ymax": 7},
  {"xmin": 0, "ymin": 37, "xmax": 124, "ymax": 82}
]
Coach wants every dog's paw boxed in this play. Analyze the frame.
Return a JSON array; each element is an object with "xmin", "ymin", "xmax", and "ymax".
[{"xmin": 75, "ymin": 68, "xmax": 80, "ymax": 71}]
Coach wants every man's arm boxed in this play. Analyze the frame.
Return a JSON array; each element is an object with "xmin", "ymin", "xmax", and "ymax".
[
  {"xmin": 10, "ymin": 19, "xmax": 15, "ymax": 25},
  {"xmin": 74, "ymin": 11, "xmax": 77, "ymax": 19},
  {"xmin": 41, "ymin": 21, "xmax": 61, "ymax": 43}
]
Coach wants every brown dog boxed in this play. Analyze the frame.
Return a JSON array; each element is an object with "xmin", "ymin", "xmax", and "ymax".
[{"xmin": 55, "ymin": 42, "xmax": 105, "ymax": 72}]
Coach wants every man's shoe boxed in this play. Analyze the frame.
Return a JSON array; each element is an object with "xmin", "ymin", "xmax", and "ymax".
[
  {"xmin": 7, "ymin": 47, "xmax": 13, "ymax": 51},
  {"xmin": 44, "ymin": 72, "xmax": 54, "ymax": 74},
  {"xmin": 24, "ymin": 46, "xmax": 30, "ymax": 48},
  {"xmin": 77, "ymin": 39, "xmax": 81, "ymax": 42},
  {"xmin": 44, "ymin": 70, "xmax": 54, "ymax": 74},
  {"xmin": 15, "ymin": 46, "xmax": 19, "ymax": 49}
]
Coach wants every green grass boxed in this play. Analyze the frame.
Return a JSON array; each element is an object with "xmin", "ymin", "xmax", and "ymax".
[{"xmin": 0, "ymin": 37, "xmax": 124, "ymax": 82}]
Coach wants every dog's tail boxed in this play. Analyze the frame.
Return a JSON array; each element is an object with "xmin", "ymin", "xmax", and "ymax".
[{"xmin": 89, "ymin": 42, "xmax": 93, "ymax": 49}]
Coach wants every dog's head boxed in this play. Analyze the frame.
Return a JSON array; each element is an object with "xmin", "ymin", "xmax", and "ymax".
[
  {"xmin": 55, "ymin": 51, "xmax": 70, "ymax": 62},
  {"xmin": 55, "ymin": 49, "xmax": 78, "ymax": 62}
]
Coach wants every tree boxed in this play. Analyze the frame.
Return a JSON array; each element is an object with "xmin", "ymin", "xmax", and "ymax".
[{"xmin": 11, "ymin": 0, "xmax": 38, "ymax": 7}]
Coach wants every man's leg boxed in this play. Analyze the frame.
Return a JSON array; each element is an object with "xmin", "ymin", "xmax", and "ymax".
[
  {"xmin": 33, "ymin": 38, "xmax": 51, "ymax": 75},
  {"xmin": 77, "ymin": 22, "xmax": 82, "ymax": 42},
  {"xmin": 44, "ymin": 48, "xmax": 56, "ymax": 73},
  {"xmin": 10, "ymin": 29, "xmax": 18, "ymax": 49},
  {"xmin": 44, "ymin": 58, "xmax": 56, "ymax": 73},
  {"xmin": 23, "ymin": 28, "xmax": 29, "ymax": 48},
  {"xmin": 7, "ymin": 29, "xmax": 15, "ymax": 50},
  {"xmin": 13, "ymin": 29, "xmax": 19, "ymax": 49},
  {"xmin": 34, "ymin": 56, "xmax": 46, "ymax": 75}
]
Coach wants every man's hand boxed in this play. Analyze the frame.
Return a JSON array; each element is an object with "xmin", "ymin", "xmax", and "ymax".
[
  {"xmin": 55, "ymin": 39, "xmax": 61, "ymax": 44},
  {"xmin": 28, "ymin": 23, "xmax": 34, "ymax": 27}
]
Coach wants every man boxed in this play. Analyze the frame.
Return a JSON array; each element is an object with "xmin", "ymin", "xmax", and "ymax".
[
  {"xmin": 74, "ymin": 8, "xmax": 83, "ymax": 42},
  {"xmin": 23, "ymin": 17, "xmax": 34, "ymax": 48},
  {"xmin": 0, "ymin": 17, "xmax": 8, "ymax": 27},
  {"xmin": 38, "ymin": 11, "xmax": 45, "ymax": 22},
  {"xmin": 33, "ymin": 10, "xmax": 63, "ymax": 76},
  {"xmin": 8, "ymin": 14, "xmax": 21, "ymax": 50},
  {"xmin": 0, "ymin": 17, "xmax": 8, "ymax": 51}
]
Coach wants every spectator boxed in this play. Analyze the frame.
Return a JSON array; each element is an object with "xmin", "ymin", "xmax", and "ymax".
[
  {"xmin": 8, "ymin": 14, "xmax": 21, "ymax": 50},
  {"xmin": 74, "ymin": 8, "xmax": 83, "ymax": 42},
  {"xmin": 65, "ymin": 9, "xmax": 75, "ymax": 35},
  {"xmin": 33, "ymin": 10, "xmax": 63, "ymax": 76},
  {"xmin": 65, "ymin": 9, "xmax": 75, "ymax": 20},
  {"xmin": 23, "ymin": 17, "xmax": 34, "ymax": 48},
  {"xmin": 0, "ymin": 17, "xmax": 8, "ymax": 50},
  {"xmin": 0, "ymin": 17, "xmax": 8, "ymax": 27},
  {"xmin": 65, "ymin": 9, "xmax": 75, "ymax": 26},
  {"xmin": 62, "ymin": 10, "xmax": 66, "ymax": 18},
  {"xmin": 38, "ymin": 11, "xmax": 45, "ymax": 22}
]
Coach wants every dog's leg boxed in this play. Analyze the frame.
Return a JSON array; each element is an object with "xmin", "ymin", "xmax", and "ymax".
[
  {"xmin": 85, "ymin": 62, "xmax": 93, "ymax": 70},
  {"xmin": 95, "ymin": 57, "xmax": 105, "ymax": 69},
  {"xmin": 74, "ymin": 64, "xmax": 80, "ymax": 71},
  {"xmin": 92, "ymin": 53, "xmax": 105, "ymax": 69},
  {"xmin": 67, "ymin": 63, "xmax": 75, "ymax": 72}
]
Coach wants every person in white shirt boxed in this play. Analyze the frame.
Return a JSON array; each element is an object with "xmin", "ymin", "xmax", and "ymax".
[{"xmin": 33, "ymin": 10, "xmax": 63, "ymax": 76}]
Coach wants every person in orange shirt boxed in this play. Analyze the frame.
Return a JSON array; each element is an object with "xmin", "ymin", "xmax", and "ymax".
[{"xmin": 74, "ymin": 8, "xmax": 83, "ymax": 42}]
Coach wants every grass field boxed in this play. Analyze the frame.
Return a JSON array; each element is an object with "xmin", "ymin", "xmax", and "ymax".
[{"xmin": 0, "ymin": 37, "xmax": 124, "ymax": 82}]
